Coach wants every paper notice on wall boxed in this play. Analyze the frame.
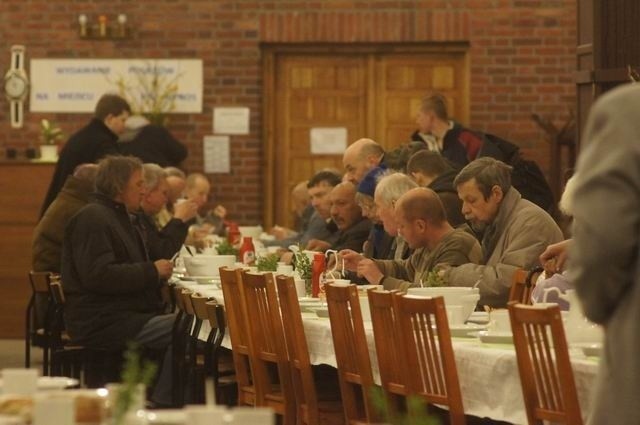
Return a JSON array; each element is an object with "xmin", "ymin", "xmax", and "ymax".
[
  {"xmin": 203, "ymin": 135, "xmax": 230, "ymax": 173},
  {"xmin": 213, "ymin": 107, "xmax": 250, "ymax": 135},
  {"xmin": 310, "ymin": 127, "xmax": 348, "ymax": 154}
]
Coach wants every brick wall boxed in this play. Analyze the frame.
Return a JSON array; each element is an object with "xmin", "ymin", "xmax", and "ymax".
[{"xmin": 0, "ymin": 0, "xmax": 576, "ymax": 223}]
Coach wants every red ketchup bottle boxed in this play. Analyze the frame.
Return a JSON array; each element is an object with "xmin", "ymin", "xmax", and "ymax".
[
  {"xmin": 239, "ymin": 237, "xmax": 256, "ymax": 265},
  {"xmin": 312, "ymin": 253, "xmax": 325, "ymax": 298},
  {"xmin": 226, "ymin": 222, "xmax": 241, "ymax": 246}
]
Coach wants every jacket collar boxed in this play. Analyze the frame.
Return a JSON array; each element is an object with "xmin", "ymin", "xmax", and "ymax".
[
  {"xmin": 92, "ymin": 193, "xmax": 131, "ymax": 217},
  {"xmin": 88, "ymin": 118, "xmax": 118, "ymax": 140}
]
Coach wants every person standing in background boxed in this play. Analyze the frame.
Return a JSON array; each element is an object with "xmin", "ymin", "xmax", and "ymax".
[{"xmin": 40, "ymin": 94, "xmax": 131, "ymax": 216}]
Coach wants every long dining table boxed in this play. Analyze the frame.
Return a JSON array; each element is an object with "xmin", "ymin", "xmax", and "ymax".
[{"xmin": 176, "ymin": 279, "xmax": 599, "ymax": 425}]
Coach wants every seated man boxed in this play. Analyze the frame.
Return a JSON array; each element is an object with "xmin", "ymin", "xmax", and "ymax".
[
  {"xmin": 327, "ymin": 182, "xmax": 371, "ymax": 252},
  {"xmin": 342, "ymin": 138, "xmax": 385, "ymax": 185},
  {"xmin": 136, "ymin": 164, "xmax": 198, "ymax": 260},
  {"xmin": 442, "ymin": 157, "xmax": 563, "ymax": 307},
  {"xmin": 356, "ymin": 166, "xmax": 396, "ymax": 259},
  {"xmin": 62, "ymin": 156, "xmax": 174, "ymax": 405},
  {"xmin": 33, "ymin": 163, "xmax": 98, "ymax": 273},
  {"xmin": 268, "ymin": 180, "xmax": 314, "ymax": 247},
  {"xmin": 374, "ymin": 172, "xmax": 419, "ymax": 260},
  {"xmin": 154, "ymin": 166, "xmax": 186, "ymax": 229},
  {"xmin": 300, "ymin": 171, "xmax": 343, "ymax": 250},
  {"xmin": 406, "ymin": 150, "xmax": 465, "ymax": 227},
  {"xmin": 183, "ymin": 172, "xmax": 227, "ymax": 245},
  {"xmin": 342, "ymin": 187, "xmax": 482, "ymax": 291}
]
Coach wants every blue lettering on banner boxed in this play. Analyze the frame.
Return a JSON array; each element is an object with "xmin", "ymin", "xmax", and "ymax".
[
  {"xmin": 55, "ymin": 66, "xmax": 111, "ymax": 75},
  {"xmin": 35, "ymin": 93, "xmax": 49, "ymax": 100},
  {"xmin": 128, "ymin": 65, "xmax": 175, "ymax": 75},
  {"xmin": 57, "ymin": 92, "xmax": 95, "ymax": 100},
  {"xmin": 170, "ymin": 93, "xmax": 197, "ymax": 101}
]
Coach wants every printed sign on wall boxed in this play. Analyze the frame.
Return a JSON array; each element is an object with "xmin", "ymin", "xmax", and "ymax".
[{"xmin": 29, "ymin": 59, "xmax": 203, "ymax": 113}]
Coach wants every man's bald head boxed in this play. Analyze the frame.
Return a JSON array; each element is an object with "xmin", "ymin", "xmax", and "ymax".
[
  {"xmin": 329, "ymin": 182, "xmax": 363, "ymax": 230},
  {"xmin": 342, "ymin": 138, "xmax": 384, "ymax": 185},
  {"xmin": 396, "ymin": 187, "xmax": 447, "ymax": 226}
]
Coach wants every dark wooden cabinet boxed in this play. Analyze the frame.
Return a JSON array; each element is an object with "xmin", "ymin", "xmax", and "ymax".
[
  {"xmin": 0, "ymin": 162, "xmax": 54, "ymax": 338},
  {"xmin": 577, "ymin": 0, "xmax": 640, "ymax": 143}
]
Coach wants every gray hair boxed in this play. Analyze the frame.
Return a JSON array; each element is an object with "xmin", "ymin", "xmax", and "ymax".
[
  {"xmin": 142, "ymin": 163, "xmax": 167, "ymax": 191},
  {"xmin": 95, "ymin": 156, "xmax": 143, "ymax": 199},
  {"xmin": 453, "ymin": 157, "xmax": 512, "ymax": 199},
  {"xmin": 164, "ymin": 166, "xmax": 185, "ymax": 179},
  {"xmin": 374, "ymin": 171, "xmax": 419, "ymax": 207}
]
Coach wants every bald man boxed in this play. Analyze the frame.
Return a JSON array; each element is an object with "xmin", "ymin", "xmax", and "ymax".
[
  {"xmin": 342, "ymin": 138, "xmax": 385, "ymax": 184},
  {"xmin": 307, "ymin": 182, "xmax": 371, "ymax": 252},
  {"xmin": 341, "ymin": 187, "xmax": 482, "ymax": 291}
]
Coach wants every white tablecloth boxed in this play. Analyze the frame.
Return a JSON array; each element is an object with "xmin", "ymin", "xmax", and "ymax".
[{"xmin": 178, "ymin": 280, "xmax": 599, "ymax": 424}]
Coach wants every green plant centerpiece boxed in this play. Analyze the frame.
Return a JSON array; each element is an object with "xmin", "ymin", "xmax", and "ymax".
[
  {"xmin": 256, "ymin": 253, "xmax": 279, "ymax": 272},
  {"xmin": 215, "ymin": 239, "xmax": 239, "ymax": 258},
  {"xmin": 292, "ymin": 249, "xmax": 312, "ymax": 295},
  {"xmin": 370, "ymin": 386, "xmax": 439, "ymax": 425},
  {"xmin": 421, "ymin": 270, "xmax": 446, "ymax": 287},
  {"xmin": 40, "ymin": 119, "xmax": 65, "ymax": 145},
  {"xmin": 111, "ymin": 343, "xmax": 157, "ymax": 425}
]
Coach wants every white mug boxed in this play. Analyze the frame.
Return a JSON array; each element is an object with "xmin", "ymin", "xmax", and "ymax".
[
  {"xmin": 2, "ymin": 368, "xmax": 38, "ymax": 395},
  {"xmin": 446, "ymin": 305, "xmax": 466, "ymax": 326},
  {"xmin": 489, "ymin": 309, "xmax": 511, "ymax": 333},
  {"xmin": 294, "ymin": 279, "xmax": 306, "ymax": 298}
]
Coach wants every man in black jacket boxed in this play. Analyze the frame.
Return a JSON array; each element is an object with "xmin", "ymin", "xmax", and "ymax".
[
  {"xmin": 62, "ymin": 156, "xmax": 174, "ymax": 405},
  {"xmin": 41, "ymin": 94, "xmax": 131, "ymax": 216},
  {"xmin": 136, "ymin": 163, "xmax": 198, "ymax": 260}
]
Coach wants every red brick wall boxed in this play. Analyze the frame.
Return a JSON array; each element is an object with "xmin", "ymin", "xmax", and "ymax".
[{"xmin": 0, "ymin": 0, "xmax": 576, "ymax": 224}]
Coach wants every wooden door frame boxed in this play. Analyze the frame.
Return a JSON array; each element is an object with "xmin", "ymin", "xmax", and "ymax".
[{"xmin": 261, "ymin": 42, "xmax": 470, "ymax": 228}]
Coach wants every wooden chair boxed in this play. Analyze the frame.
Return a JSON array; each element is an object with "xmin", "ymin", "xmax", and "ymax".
[
  {"xmin": 171, "ymin": 286, "xmax": 193, "ymax": 406},
  {"xmin": 394, "ymin": 294, "xmax": 466, "ymax": 425},
  {"xmin": 240, "ymin": 271, "xmax": 296, "ymax": 425},
  {"xmin": 219, "ymin": 266, "xmax": 256, "ymax": 407},
  {"xmin": 325, "ymin": 282, "xmax": 377, "ymax": 424},
  {"xmin": 508, "ymin": 302, "xmax": 583, "ymax": 425},
  {"xmin": 203, "ymin": 300, "xmax": 237, "ymax": 405},
  {"xmin": 509, "ymin": 267, "xmax": 544, "ymax": 305},
  {"xmin": 188, "ymin": 293, "xmax": 210, "ymax": 404},
  {"xmin": 26, "ymin": 271, "xmax": 56, "ymax": 374},
  {"xmin": 275, "ymin": 275, "xmax": 344, "ymax": 425},
  {"xmin": 367, "ymin": 289, "xmax": 409, "ymax": 414}
]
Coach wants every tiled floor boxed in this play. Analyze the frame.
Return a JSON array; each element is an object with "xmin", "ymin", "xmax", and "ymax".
[{"xmin": 0, "ymin": 339, "xmax": 42, "ymax": 370}]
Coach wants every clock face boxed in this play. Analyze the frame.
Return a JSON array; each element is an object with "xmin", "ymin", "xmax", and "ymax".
[{"xmin": 4, "ymin": 74, "xmax": 27, "ymax": 99}]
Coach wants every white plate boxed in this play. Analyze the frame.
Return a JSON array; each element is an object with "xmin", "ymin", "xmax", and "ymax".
[
  {"xmin": 144, "ymin": 409, "xmax": 186, "ymax": 424},
  {"xmin": 180, "ymin": 275, "xmax": 221, "ymax": 285},
  {"xmin": 475, "ymin": 330, "xmax": 513, "ymax": 344},
  {"xmin": 466, "ymin": 311, "xmax": 490, "ymax": 324},
  {"xmin": 0, "ymin": 376, "xmax": 79, "ymax": 392},
  {"xmin": 572, "ymin": 342, "xmax": 603, "ymax": 357},
  {"xmin": 448, "ymin": 324, "xmax": 487, "ymax": 338}
]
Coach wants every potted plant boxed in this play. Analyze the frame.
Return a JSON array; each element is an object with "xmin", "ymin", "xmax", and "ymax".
[{"xmin": 39, "ymin": 119, "xmax": 64, "ymax": 161}]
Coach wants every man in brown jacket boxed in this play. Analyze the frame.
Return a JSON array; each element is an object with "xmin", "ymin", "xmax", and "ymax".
[{"xmin": 341, "ymin": 187, "xmax": 482, "ymax": 291}]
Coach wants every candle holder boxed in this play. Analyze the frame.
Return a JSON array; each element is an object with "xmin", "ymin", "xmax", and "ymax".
[{"xmin": 78, "ymin": 14, "xmax": 131, "ymax": 40}]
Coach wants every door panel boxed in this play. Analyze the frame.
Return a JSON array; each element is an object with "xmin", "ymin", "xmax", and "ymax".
[{"xmin": 266, "ymin": 47, "xmax": 468, "ymax": 229}]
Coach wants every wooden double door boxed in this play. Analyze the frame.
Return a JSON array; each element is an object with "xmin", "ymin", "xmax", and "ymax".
[{"xmin": 263, "ymin": 44, "xmax": 469, "ymax": 228}]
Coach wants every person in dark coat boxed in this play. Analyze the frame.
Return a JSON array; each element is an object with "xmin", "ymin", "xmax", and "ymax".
[
  {"xmin": 406, "ymin": 150, "xmax": 466, "ymax": 227},
  {"xmin": 62, "ymin": 156, "xmax": 174, "ymax": 404},
  {"xmin": 356, "ymin": 166, "xmax": 396, "ymax": 260},
  {"xmin": 135, "ymin": 163, "xmax": 198, "ymax": 261},
  {"xmin": 326, "ymin": 182, "xmax": 372, "ymax": 252},
  {"xmin": 118, "ymin": 115, "xmax": 188, "ymax": 167},
  {"xmin": 33, "ymin": 164, "xmax": 98, "ymax": 273},
  {"xmin": 40, "ymin": 94, "xmax": 131, "ymax": 216}
]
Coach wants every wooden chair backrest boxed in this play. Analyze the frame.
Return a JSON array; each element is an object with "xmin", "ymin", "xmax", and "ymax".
[
  {"xmin": 218, "ymin": 266, "xmax": 254, "ymax": 406},
  {"xmin": 508, "ymin": 302, "xmax": 583, "ymax": 425},
  {"xmin": 29, "ymin": 271, "xmax": 53, "ymax": 294},
  {"xmin": 205, "ymin": 300, "xmax": 225, "ymax": 332},
  {"xmin": 191, "ymin": 294, "xmax": 210, "ymax": 321},
  {"xmin": 49, "ymin": 281, "xmax": 65, "ymax": 306},
  {"xmin": 275, "ymin": 274, "xmax": 318, "ymax": 424},
  {"xmin": 509, "ymin": 267, "xmax": 544, "ymax": 305},
  {"xmin": 394, "ymin": 295, "xmax": 466, "ymax": 425},
  {"xmin": 180, "ymin": 289, "xmax": 196, "ymax": 316},
  {"xmin": 240, "ymin": 271, "xmax": 294, "ymax": 419},
  {"xmin": 325, "ymin": 282, "xmax": 376, "ymax": 424},
  {"xmin": 367, "ymin": 289, "xmax": 408, "ymax": 413},
  {"xmin": 173, "ymin": 285, "xmax": 187, "ymax": 312}
]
